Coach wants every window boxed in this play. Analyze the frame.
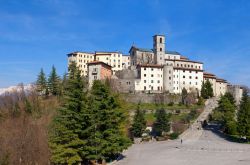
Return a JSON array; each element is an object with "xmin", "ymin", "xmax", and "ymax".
[
  {"xmin": 151, "ymin": 74, "xmax": 154, "ymax": 77},
  {"xmin": 158, "ymin": 86, "xmax": 160, "ymax": 91},
  {"xmin": 118, "ymin": 65, "xmax": 120, "ymax": 68},
  {"xmin": 160, "ymin": 37, "xmax": 162, "ymax": 43},
  {"xmin": 151, "ymin": 86, "xmax": 153, "ymax": 90},
  {"xmin": 151, "ymin": 80, "xmax": 154, "ymax": 83},
  {"xmin": 151, "ymin": 68, "xmax": 154, "ymax": 71},
  {"xmin": 196, "ymin": 82, "xmax": 198, "ymax": 85},
  {"xmin": 189, "ymin": 76, "xmax": 192, "ymax": 79},
  {"xmin": 183, "ymin": 70, "xmax": 185, "ymax": 73},
  {"xmin": 189, "ymin": 71, "xmax": 192, "ymax": 73},
  {"xmin": 144, "ymin": 74, "xmax": 146, "ymax": 77},
  {"xmin": 169, "ymin": 77, "xmax": 171, "ymax": 80},
  {"xmin": 144, "ymin": 86, "xmax": 146, "ymax": 90},
  {"xmin": 160, "ymin": 48, "xmax": 162, "ymax": 51},
  {"xmin": 195, "ymin": 76, "xmax": 198, "ymax": 79},
  {"xmin": 183, "ymin": 76, "xmax": 185, "ymax": 78},
  {"xmin": 169, "ymin": 70, "xmax": 171, "ymax": 74},
  {"xmin": 144, "ymin": 67, "xmax": 146, "ymax": 70},
  {"xmin": 144, "ymin": 80, "xmax": 146, "ymax": 83},
  {"xmin": 177, "ymin": 64, "xmax": 179, "ymax": 67},
  {"xmin": 183, "ymin": 81, "xmax": 185, "ymax": 84},
  {"xmin": 157, "ymin": 80, "xmax": 160, "ymax": 83},
  {"xmin": 189, "ymin": 82, "xmax": 191, "ymax": 85}
]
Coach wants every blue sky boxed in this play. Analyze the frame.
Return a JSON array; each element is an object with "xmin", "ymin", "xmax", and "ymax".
[{"xmin": 0, "ymin": 0, "xmax": 250, "ymax": 88}]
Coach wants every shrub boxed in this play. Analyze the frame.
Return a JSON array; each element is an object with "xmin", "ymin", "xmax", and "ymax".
[
  {"xmin": 168, "ymin": 102, "xmax": 174, "ymax": 106},
  {"xmin": 169, "ymin": 132, "xmax": 179, "ymax": 140}
]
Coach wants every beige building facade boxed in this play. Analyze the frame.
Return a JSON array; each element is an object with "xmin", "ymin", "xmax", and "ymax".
[{"xmin": 67, "ymin": 52, "xmax": 94, "ymax": 76}]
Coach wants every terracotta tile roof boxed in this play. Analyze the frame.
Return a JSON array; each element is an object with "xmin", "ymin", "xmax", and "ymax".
[{"xmin": 87, "ymin": 61, "xmax": 112, "ymax": 68}]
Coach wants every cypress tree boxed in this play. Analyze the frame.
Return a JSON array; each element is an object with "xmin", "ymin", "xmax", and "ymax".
[
  {"xmin": 153, "ymin": 108, "xmax": 170, "ymax": 136},
  {"xmin": 49, "ymin": 62, "xmax": 87, "ymax": 164},
  {"xmin": 206, "ymin": 80, "xmax": 214, "ymax": 98},
  {"xmin": 131, "ymin": 103, "xmax": 146, "ymax": 138},
  {"xmin": 237, "ymin": 90, "xmax": 250, "ymax": 137},
  {"xmin": 201, "ymin": 80, "xmax": 213, "ymax": 99},
  {"xmin": 48, "ymin": 65, "xmax": 61, "ymax": 96},
  {"xmin": 181, "ymin": 88, "xmax": 188, "ymax": 105},
  {"xmin": 36, "ymin": 68, "xmax": 47, "ymax": 95}
]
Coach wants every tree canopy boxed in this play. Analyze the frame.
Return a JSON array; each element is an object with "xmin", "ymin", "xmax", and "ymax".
[{"xmin": 201, "ymin": 80, "xmax": 213, "ymax": 99}]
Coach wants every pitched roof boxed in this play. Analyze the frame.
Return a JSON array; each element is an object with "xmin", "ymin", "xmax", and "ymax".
[
  {"xmin": 87, "ymin": 61, "xmax": 112, "ymax": 69},
  {"xmin": 129, "ymin": 46, "xmax": 181, "ymax": 55}
]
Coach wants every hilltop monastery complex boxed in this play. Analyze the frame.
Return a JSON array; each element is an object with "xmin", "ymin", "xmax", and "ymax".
[{"xmin": 67, "ymin": 34, "xmax": 243, "ymax": 103}]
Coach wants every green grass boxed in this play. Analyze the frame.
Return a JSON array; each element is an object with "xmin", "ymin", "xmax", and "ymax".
[{"xmin": 145, "ymin": 113, "xmax": 156, "ymax": 124}]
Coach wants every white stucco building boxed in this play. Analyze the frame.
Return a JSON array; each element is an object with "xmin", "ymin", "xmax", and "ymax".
[
  {"xmin": 135, "ymin": 64, "xmax": 163, "ymax": 92},
  {"xmin": 67, "ymin": 34, "xmax": 239, "ymax": 97},
  {"xmin": 130, "ymin": 35, "xmax": 204, "ymax": 94}
]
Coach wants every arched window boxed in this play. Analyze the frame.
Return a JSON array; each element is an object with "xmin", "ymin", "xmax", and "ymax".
[
  {"xmin": 160, "ymin": 38, "xmax": 162, "ymax": 43},
  {"xmin": 160, "ymin": 48, "xmax": 162, "ymax": 51}
]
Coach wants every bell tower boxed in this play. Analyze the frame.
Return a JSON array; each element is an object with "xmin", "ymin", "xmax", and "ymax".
[{"xmin": 153, "ymin": 35, "xmax": 165, "ymax": 65}]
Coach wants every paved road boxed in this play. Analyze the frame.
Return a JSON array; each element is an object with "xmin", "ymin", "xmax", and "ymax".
[{"xmin": 116, "ymin": 98, "xmax": 250, "ymax": 165}]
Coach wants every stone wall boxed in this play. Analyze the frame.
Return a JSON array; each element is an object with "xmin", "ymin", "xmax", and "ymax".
[{"xmin": 121, "ymin": 93, "xmax": 181, "ymax": 104}]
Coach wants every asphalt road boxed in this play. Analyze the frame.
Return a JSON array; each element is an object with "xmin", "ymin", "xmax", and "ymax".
[{"xmin": 116, "ymin": 99, "xmax": 250, "ymax": 165}]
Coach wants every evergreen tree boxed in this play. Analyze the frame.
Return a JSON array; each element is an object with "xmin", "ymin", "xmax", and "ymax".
[
  {"xmin": 181, "ymin": 88, "xmax": 188, "ymax": 105},
  {"xmin": 131, "ymin": 103, "xmax": 146, "ymax": 138},
  {"xmin": 216, "ymin": 96, "xmax": 237, "ymax": 134},
  {"xmin": 24, "ymin": 98, "xmax": 32, "ymax": 114},
  {"xmin": 153, "ymin": 108, "xmax": 170, "ymax": 136},
  {"xmin": 224, "ymin": 92, "xmax": 236, "ymax": 106},
  {"xmin": 49, "ymin": 62, "xmax": 87, "ymax": 165},
  {"xmin": 201, "ymin": 80, "xmax": 213, "ymax": 99},
  {"xmin": 237, "ymin": 90, "xmax": 250, "ymax": 137},
  {"xmin": 48, "ymin": 65, "xmax": 61, "ymax": 96},
  {"xmin": 86, "ymin": 80, "xmax": 131, "ymax": 163},
  {"xmin": 36, "ymin": 68, "xmax": 47, "ymax": 95}
]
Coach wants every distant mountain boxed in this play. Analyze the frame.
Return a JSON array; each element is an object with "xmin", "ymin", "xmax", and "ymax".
[{"xmin": 0, "ymin": 84, "xmax": 33, "ymax": 96}]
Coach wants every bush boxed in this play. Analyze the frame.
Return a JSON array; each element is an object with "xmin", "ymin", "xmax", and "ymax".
[
  {"xmin": 168, "ymin": 102, "xmax": 174, "ymax": 106},
  {"xmin": 225, "ymin": 121, "xmax": 238, "ymax": 135},
  {"xmin": 169, "ymin": 132, "xmax": 179, "ymax": 140},
  {"xmin": 197, "ymin": 97, "xmax": 205, "ymax": 106}
]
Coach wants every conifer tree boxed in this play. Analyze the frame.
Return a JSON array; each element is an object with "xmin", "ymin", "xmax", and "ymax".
[
  {"xmin": 181, "ymin": 88, "xmax": 188, "ymax": 105},
  {"xmin": 201, "ymin": 80, "xmax": 213, "ymax": 99},
  {"xmin": 86, "ymin": 80, "xmax": 131, "ymax": 163},
  {"xmin": 49, "ymin": 62, "xmax": 87, "ymax": 164},
  {"xmin": 237, "ymin": 90, "xmax": 250, "ymax": 137},
  {"xmin": 216, "ymin": 96, "xmax": 237, "ymax": 134},
  {"xmin": 36, "ymin": 68, "xmax": 47, "ymax": 95},
  {"xmin": 153, "ymin": 108, "xmax": 170, "ymax": 136},
  {"xmin": 131, "ymin": 103, "xmax": 146, "ymax": 137},
  {"xmin": 48, "ymin": 65, "xmax": 61, "ymax": 96},
  {"xmin": 224, "ymin": 92, "xmax": 236, "ymax": 105}
]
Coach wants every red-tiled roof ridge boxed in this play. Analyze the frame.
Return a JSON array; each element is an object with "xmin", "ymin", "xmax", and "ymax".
[{"xmin": 87, "ymin": 61, "xmax": 112, "ymax": 68}]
